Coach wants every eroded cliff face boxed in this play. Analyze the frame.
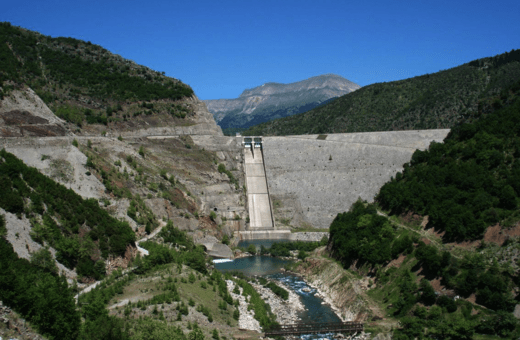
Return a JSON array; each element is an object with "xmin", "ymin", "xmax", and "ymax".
[
  {"xmin": 0, "ymin": 85, "xmax": 244, "ymax": 277},
  {"xmin": 294, "ymin": 250, "xmax": 383, "ymax": 322}
]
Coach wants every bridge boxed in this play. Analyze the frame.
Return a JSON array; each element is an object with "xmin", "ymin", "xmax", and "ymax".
[{"xmin": 264, "ymin": 321, "xmax": 364, "ymax": 337}]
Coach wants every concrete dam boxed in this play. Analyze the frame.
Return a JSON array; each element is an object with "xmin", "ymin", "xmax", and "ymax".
[{"xmin": 238, "ymin": 129, "xmax": 450, "ymax": 237}]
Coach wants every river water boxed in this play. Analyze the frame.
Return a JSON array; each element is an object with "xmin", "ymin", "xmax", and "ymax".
[{"xmin": 214, "ymin": 254, "xmax": 341, "ymax": 338}]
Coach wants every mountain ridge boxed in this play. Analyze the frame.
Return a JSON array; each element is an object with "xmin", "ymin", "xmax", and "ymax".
[
  {"xmin": 204, "ymin": 74, "xmax": 360, "ymax": 131},
  {"xmin": 244, "ymin": 49, "xmax": 520, "ymax": 136}
]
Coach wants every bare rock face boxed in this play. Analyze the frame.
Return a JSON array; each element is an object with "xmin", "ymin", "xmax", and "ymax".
[{"xmin": 0, "ymin": 86, "xmax": 71, "ymax": 137}]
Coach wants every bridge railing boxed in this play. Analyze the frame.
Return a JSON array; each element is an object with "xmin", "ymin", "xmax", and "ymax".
[{"xmin": 265, "ymin": 321, "xmax": 363, "ymax": 336}]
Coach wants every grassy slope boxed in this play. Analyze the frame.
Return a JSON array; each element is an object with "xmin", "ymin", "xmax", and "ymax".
[{"xmin": 244, "ymin": 49, "xmax": 520, "ymax": 136}]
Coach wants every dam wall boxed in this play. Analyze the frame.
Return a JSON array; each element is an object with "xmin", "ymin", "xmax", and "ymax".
[{"xmin": 262, "ymin": 129, "xmax": 450, "ymax": 229}]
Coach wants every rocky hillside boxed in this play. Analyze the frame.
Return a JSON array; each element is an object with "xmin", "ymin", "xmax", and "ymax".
[
  {"xmin": 0, "ymin": 22, "xmax": 221, "ymax": 137},
  {"xmin": 0, "ymin": 23, "xmax": 247, "ymax": 281},
  {"xmin": 0, "ymin": 22, "xmax": 251, "ymax": 340},
  {"xmin": 245, "ymin": 49, "xmax": 520, "ymax": 136},
  {"xmin": 204, "ymin": 74, "xmax": 359, "ymax": 132}
]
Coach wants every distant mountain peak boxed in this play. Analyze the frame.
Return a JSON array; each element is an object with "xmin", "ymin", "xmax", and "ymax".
[
  {"xmin": 204, "ymin": 74, "xmax": 360, "ymax": 131},
  {"xmin": 238, "ymin": 74, "xmax": 359, "ymax": 98}
]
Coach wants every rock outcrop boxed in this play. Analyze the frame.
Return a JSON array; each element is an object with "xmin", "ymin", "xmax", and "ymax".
[{"xmin": 0, "ymin": 86, "xmax": 71, "ymax": 137}]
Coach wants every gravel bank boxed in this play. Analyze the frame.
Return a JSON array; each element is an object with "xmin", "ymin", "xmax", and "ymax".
[
  {"xmin": 226, "ymin": 280, "xmax": 261, "ymax": 332},
  {"xmin": 251, "ymin": 279, "xmax": 304, "ymax": 324}
]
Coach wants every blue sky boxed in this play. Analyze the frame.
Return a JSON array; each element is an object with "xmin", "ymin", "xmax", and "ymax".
[{"xmin": 3, "ymin": 0, "xmax": 520, "ymax": 100}]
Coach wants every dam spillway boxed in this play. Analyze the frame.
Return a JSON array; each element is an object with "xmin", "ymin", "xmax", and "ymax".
[
  {"xmin": 238, "ymin": 129, "xmax": 450, "ymax": 235},
  {"xmin": 243, "ymin": 137, "xmax": 275, "ymax": 230}
]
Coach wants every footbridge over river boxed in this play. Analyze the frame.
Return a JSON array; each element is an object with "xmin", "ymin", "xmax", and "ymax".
[
  {"xmin": 264, "ymin": 321, "xmax": 364, "ymax": 337},
  {"xmin": 238, "ymin": 129, "xmax": 450, "ymax": 235}
]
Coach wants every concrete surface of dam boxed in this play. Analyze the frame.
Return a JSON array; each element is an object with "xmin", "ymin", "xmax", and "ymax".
[
  {"xmin": 243, "ymin": 138, "xmax": 274, "ymax": 229},
  {"xmin": 260, "ymin": 129, "xmax": 451, "ymax": 229}
]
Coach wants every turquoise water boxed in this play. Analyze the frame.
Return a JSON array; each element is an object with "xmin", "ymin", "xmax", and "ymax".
[
  {"xmin": 269, "ymin": 273, "xmax": 341, "ymax": 325},
  {"xmin": 214, "ymin": 254, "xmax": 341, "ymax": 338},
  {"xmin": 214, "ymin": 255, "xmax": 291, "ymax": 276}
]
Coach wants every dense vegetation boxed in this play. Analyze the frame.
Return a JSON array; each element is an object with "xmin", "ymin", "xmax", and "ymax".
[
  {"xmin": 329, "ymin": 200, "xmax": 409, "ymax": 267},
  {"xmin": 244, "ymin": 49, "xmax": 520, "ymax": 136},
  {"xmin": 134, "ymin": 221, "xmax": 208, "ymax": 274},
  {"xmin": 328, "ymin": 82, "xmax": 520, "ymax": 338},
  {"xmin": 0, "ymin": 22, "xmax": 193, "ymax": 125},
  {"xmin": 0, "ymin": 234, "xmax": 81, "ymax": 339},
  {"xmin": 263, "ymin": 238, "xmax": 327, "ymax": 257},
  {"xmin": 330, "ymin": 201, "xmax": 520, "ymax": 338},
  {"xmin": 0, "ymin": 149, "xmax": 135, "ymax": 279},
  {"xmin": 378, "ymin": 80, "xmax": 520, "ymax": 240}
]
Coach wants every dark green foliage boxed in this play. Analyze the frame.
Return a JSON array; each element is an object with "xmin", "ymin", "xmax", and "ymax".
[
  {"xmin": 137, "ymin": 231, "xmax": 207, "ymax": 275},
  {"xmin": 265, "ymin": 282, "xmax": 289, "ymax": 300},
  {"xmin": 329, "ymin": 200, "xmax": 398, "ymax": 267},
  {"xmin": 222, "ymin": 234, "xmax": 230, "ymax": 245},
  {"xmin": 79, "ymin": 315, "xmax": 129, "ymax": 340},
  {"xmin": 244, "ymin": 49, "xmax": 520, "ymax": 136},
  {"xmin": 378, "ymin": 88, "xmax": 520, "ymax": 240},
  {"xmin": 436, "ymin": 295, "xmax": 457, "ymax": 313},
  {"xmin": 0, "ymin": 214, "xmax": 6, "ymax": 237},
  {"xmin": 0, "ymin": 238, "xmax": 81, "ymax": 339},
  {"xmin": 30, "ymin": 247, "xmax": 58, "ymax": 274},
  {"xmin": 476, "ymin": 310, "xmax": 519, "ymax": 337},
  {"xmin": 236, "ymin": 278, "xmax": 278, "ymax": 331},
  {"xmin": 0, "ymin": 23, "xmax": 193, "ymax": 102},
  {"xmin": 217, "ymin": 163, "xmax": 239, "ymax": 189},
  {"xmin": 246, "ymin": 244, "xmax": 257, "ymax": 255},
  {"xmin": 391, "ymin": 235, "xmax": 414, "ymax": 258},
  {"xmin": 0, "ymin": 149, "xmax": 135, "ymax": 279},
  {"xmin": 393, "ymin": 270, "xmax": 418, "ymax": 317},
  {"xmin": 414, "ymin": 242, "xmax": 446, "ymax": 277},
  {"xmin": 159, "ymin": 220, "xmax": 193, "ymax": 248},
  {"xmin": 129, "ymin": 318, "xmax": 187, "ymax": 340},
  {"xmin": 419, "ymin": 279, "xmax": 436, "ymax": 306}
]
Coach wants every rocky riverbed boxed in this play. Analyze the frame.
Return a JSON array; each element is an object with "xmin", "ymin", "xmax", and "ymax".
[
  {"xmin": 251, "ymin": 280, "xmax": 305, "ymax": 325},
  {"xmin": 226, "ymin": 278, "xmax": 305, "ymax": 332}
]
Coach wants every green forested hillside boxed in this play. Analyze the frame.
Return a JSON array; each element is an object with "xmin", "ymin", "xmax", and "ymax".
[
  {"xmin": 378, "ymin": 80, "xmax": 520, "ymax": 241},
  {"xmin": 327, "ymin": 80, "xmax": 520, "ymax": 339},
  {"xmin": 0, "ymin": 22, "xmax": 194, "ymax": 126},
  {"xmin": 0, "ymin": 149, "xmax": 135, "ymax": 279},
  {"xmin": 0, "ymin": 236, "xmax": 81, "ymax": 339},
  {"xmin": 244, "ymin": 49, "xmax": 520, "ymax": 136},
  {"xmin": 329, "ymin": 200, "xmax": 519, "ymax": 339}
]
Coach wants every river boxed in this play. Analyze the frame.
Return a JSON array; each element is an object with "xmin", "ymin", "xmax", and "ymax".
[{"xmin": 214, "ymin": 254, "xmax": 341, "ymax": 338}]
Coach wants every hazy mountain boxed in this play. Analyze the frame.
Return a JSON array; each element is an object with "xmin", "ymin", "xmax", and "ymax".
[{"xmin": 203, "ymin": 74, "xmax": 360, "ymax": 131}]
